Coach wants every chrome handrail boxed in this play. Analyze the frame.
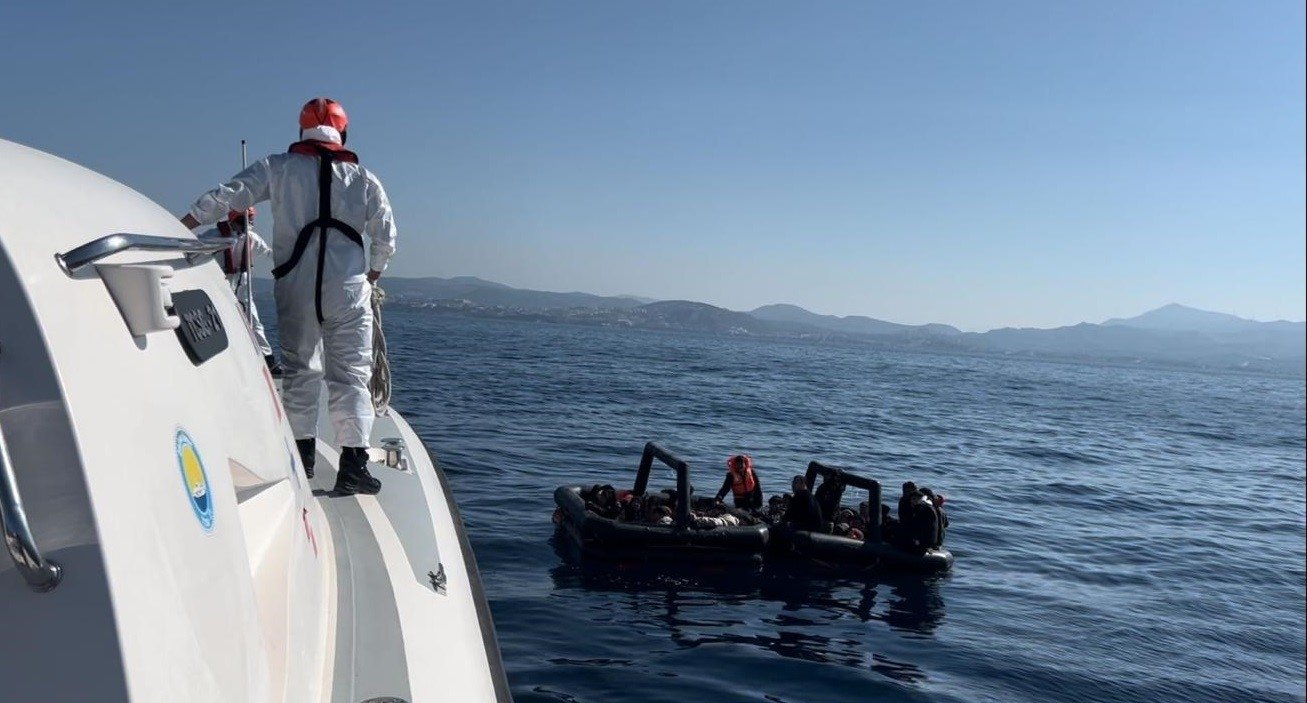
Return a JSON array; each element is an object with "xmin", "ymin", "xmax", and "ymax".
[
  {"xmin": 55, "ymin": 233, "xmax": 228, "ymax": 277},
  {"xmin": 0, "ymin": 423, "xmax": 62, "ymax": 592}
]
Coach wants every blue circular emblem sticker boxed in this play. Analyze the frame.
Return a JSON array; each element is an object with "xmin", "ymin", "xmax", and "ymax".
[{"xmin": 175, "ymin": 429, "xmax": 215, "ymax": 531}]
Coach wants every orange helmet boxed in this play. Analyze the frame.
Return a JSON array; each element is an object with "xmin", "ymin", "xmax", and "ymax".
[
  {"xmin": 299, "ymin": 97, "xmax": 349, "ymax": 132},
  {"xmin": 227, "ymin": 207, "xmax": 256, "ymax": 223}
]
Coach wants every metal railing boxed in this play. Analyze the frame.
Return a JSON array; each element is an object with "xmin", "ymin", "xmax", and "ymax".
[
  {"xmin": 55, "ymin": 233, "xmax": 228, "ymax": 277},
  {"xmin": 0, "ymin": 423, "xmax": 62, "ymax": 592}
]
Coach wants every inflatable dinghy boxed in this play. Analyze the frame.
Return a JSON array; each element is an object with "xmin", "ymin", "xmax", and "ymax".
[
  {"xmin": 554, "ymin": 443, "xmax": 769, "ymax": 564},
  {"xmin": 776, "ymin": 462, "xmax": 953, "ymax": 573}
]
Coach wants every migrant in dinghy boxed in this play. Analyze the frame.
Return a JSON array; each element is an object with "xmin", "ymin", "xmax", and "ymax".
[
  {"xmin": 774, "ymin": 461, "xmax": 954, "ymax": 573},
  {"xmin": 554, "ymin": 443, "xmax": 769, "ymax": 564}
]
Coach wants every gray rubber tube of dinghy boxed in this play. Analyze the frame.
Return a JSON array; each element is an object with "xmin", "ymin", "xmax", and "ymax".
[
  {"xmin": 787, "ymin": 530, "xmax": 954, "ymax": 572},
  {"xmin": 554, "ymin": 486, "xmax": 768, "ymax": 562}
]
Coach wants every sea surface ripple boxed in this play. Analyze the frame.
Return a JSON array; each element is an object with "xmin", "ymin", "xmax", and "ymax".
[{"xmin": 380, "ymin": 310, "xmax": 1306, "ymax": 703}]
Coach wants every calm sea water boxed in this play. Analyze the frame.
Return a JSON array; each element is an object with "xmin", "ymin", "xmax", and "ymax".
[{"xmin": 345, "ymin": 306, "xmax": 1306, "ymax": 702}]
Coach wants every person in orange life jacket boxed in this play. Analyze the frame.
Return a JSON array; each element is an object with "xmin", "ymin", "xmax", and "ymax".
[
  {"xmin": 714, "ymin": 454, "xmax": 764, "ymax": 510},
  {"xmin": 180, "ymin": 98, "xmax": 397, "ymax": 494},
  {"xmin": 203, "ymin": 207, "xmax": 282, "ymax": 376}
]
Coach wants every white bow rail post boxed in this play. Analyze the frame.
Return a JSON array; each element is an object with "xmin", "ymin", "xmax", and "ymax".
[{"xmin": 0, "ymin": 422, "xmax": 62, "ymax": 592}]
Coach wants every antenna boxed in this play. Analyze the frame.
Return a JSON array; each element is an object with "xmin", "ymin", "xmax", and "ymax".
[{"xmin": 239, "ymin": 139, "xmax": 254, "ymax": 322}]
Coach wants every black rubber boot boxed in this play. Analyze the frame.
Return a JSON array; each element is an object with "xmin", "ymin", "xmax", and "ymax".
[
  {"xmin": 333, "ymin": 446, "xmax": 381, "ymax": 496},
  {"xmin": 295, "ymin": 438, "xmax": 316, "ymax": 480},
  {"xmin": 265, "ymin": 355, "xmax": 285, "ymax": 378}
]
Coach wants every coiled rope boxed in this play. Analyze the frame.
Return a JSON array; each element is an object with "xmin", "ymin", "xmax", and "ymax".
[{"xmin": 369, "ymin": 284, "xmax": 392, "ymax": 413}]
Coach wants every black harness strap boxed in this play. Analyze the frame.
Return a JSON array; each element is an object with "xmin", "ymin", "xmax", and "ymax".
[{"xmin": 271, "ymin": 143, "xmax": 365, "ymax": 323}]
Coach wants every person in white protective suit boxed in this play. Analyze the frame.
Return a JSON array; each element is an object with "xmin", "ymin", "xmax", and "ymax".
[
  {"xmin": 180, "ymin": 97, "xmax": 397, "ymax": 495},
  {"xmin": 203, "ymin": 206, "xmax": 282, "ymax": 376}
]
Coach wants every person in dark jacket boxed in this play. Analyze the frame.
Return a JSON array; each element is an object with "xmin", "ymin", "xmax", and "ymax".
[
  {"xmin": 880, "ymin": 504, "xmax": 898, "ymax": 543},
  {"xmin": 781, "ymin": 475, "xmax": 824, "ymax": 532},
  {"xmin": 920, "ymin": 488, "xmax": 948, "ymax": 547},
  {"xmin": 715, "ymin": 454, "xmax": 764, "ymax": 511},
  {"xmin": 898, "ymin": 482, "xmax": 919, "ymax": 524},
  {"xmin": 905, "ymin": 491, "xmax": 940, "ymax": 553},
  {"xmin": 583, "ymin": 484, "xmax": 620, "ymax": 519},
  {"xmin": 620, "ymin": 495, "xmax": 646, "ymax": 523},
  {"xmin": 812, "ymin": 476, "xmax": 845, "ymax": 527},
  {"xmin": 761, "ymin": 494, "xmax": 789, "ymax": 525}
]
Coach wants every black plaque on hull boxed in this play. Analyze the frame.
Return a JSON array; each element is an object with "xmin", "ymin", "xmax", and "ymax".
[{"xmin": 171, "ymin": 289, "xmax": 228, "ymax": 365}]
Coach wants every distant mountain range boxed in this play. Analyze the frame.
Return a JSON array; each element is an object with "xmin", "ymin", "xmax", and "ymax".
[
  {"xmin": 1103, "ymin": 302, "xmax": 1305, "ymax": 334},
  {"xmin": 751, "ymin": 303, "xmax": 962, "ymax": 337},
  {"xmin": 258, "ymin": 275, "xmax": 1305, "ymax": 377},
  {"xmin": 378, "ymin": 275, "xmax": 647, "ymax": 310}
]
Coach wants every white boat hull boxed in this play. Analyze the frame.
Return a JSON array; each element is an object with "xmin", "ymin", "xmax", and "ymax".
[{"xmin": 0, "ymin": 137, "xmax": 510, "ymax": 702}]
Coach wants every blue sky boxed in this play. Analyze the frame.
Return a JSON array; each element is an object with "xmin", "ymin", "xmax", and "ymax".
[{"xmin": 3, "ymin": 1, "xmax": 1303, "ymax": 330}]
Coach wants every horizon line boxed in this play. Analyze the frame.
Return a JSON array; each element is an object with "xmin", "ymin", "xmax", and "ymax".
[{"xmin": 255, "ymin": 273, "xmax": 1307, "ymax": 331}]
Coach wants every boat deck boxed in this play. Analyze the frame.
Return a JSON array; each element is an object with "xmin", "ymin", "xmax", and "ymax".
[{"xmin": 302, "ymin": 390, "xmax": 510, "ymax": 702}]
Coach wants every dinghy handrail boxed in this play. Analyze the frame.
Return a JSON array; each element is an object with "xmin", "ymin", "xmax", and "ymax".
[
  {"xmin": 55, "ymin": 233, "xmax": 228, "ymax": 276},
  {"xmin": 806, "ymin": 460, "xmax": 883, "ymax": 543},
  {"xmin": 0, "ymin": 422, "xmax": 62, "ymax": 592},
  {"xmin": 632, "ymin": 442, "xmax": 692, "ymax": 528}
]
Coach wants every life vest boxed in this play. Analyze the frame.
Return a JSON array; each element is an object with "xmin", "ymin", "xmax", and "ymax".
[
  {"xmin": 215, "ymin": 220, "xmax": 252, "ymax": 275},
  {"xmin": 727, "ymin": 456, "xmax": 757, "ymax": 497},
  {"xmin": 288, "ymin": 139, "xmax": 358, "ymax": 161},
  {"xmin": 271, "ymin": 140, "xmax": 364, "ymax": 323}
]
